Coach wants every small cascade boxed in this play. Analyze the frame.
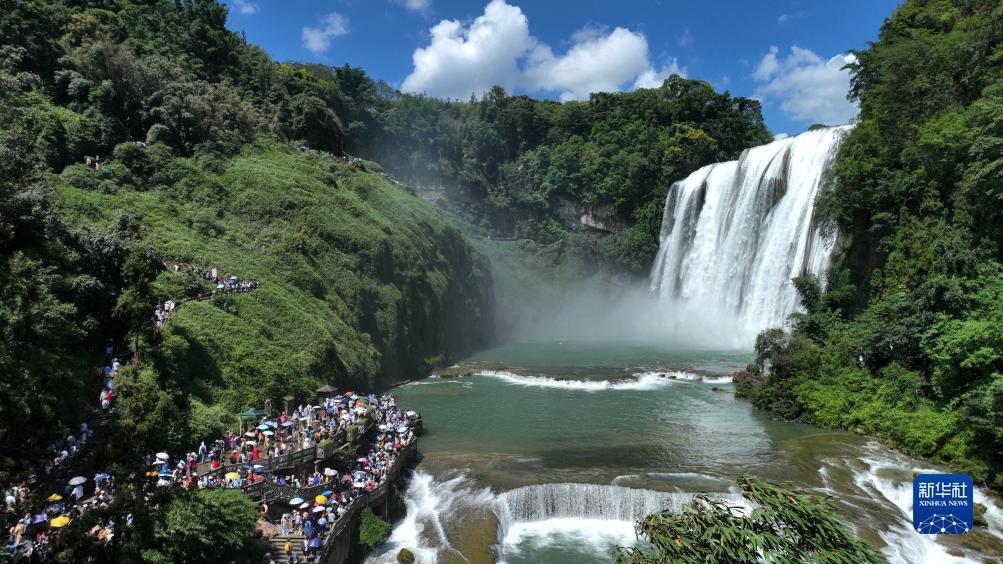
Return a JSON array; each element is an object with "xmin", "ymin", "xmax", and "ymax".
[{"xmin": 650, "ymin": 126, "xmax": 851, "ymax": 346}]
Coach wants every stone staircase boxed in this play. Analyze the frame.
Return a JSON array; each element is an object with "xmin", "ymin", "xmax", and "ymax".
[{"xmin": 269, "ymin": 533, "xmax": 311, "ymax": 563}]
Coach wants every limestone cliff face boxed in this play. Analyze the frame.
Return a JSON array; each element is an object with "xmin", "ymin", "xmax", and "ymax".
[{"xmin": 552, "ymin": 197, "xmax": 627, "ymax": 234}]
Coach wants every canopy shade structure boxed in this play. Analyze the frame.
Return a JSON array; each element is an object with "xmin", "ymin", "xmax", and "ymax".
[
  {"xmin": 238, "ymin": 409, "xmax": 264, "ymax": 419},
  {"xmin": 316, "ymin": 384, "xmax": 338, "ymax": 393}
]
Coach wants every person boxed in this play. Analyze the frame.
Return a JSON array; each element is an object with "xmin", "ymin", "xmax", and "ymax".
[
  {"xmin": 280, "ymin": 513, "xmax": 289, "ymax": 536},
  {"xmin": 198, "ymin": 441, "xmax": 207, "ymax": 463},
  {"xmin": 283, "ymin": 540, "xmax": 291, "ymax": 557}
]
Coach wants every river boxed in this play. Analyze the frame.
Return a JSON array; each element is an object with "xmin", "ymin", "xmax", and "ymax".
[{"xmin": 367, "ymin": 341, "xmax": 1003, "ymax": 564}]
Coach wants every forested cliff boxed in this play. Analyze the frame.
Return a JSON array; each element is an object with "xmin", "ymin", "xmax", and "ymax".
[
  {"xmin": 738, "ymin": 0, "xmax": 1003, "ymax": 490},
  {"xmin": 0, "ymin": 0, "xmax": 492, "ymax": 486}
]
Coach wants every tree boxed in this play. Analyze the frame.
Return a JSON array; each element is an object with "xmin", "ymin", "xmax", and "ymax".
[
  {"xmin": 147, "ymin": 489, "xmax": 265, "ymax": 562},
  {"xmin": 614, "ymin": 474, "xmax": 884, "ymax": 563}
]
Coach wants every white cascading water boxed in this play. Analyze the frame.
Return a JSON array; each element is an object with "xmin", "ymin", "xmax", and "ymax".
[{"xmin": 650, "ymin": 126, "xmax": 852, "ymax": 346}]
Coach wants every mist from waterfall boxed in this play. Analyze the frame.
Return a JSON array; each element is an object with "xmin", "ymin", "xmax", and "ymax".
[{"xmin": 649, "ymin": 126, "xmax": 851, "ymax": 348}]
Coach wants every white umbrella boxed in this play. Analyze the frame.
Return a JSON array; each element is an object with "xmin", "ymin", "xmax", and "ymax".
[
  {"xmin": 323, "ymin": 468, "xmax": 336, "ymax": 476},
  {"xmin": 68, "ymin": 476, "xmax": 87, "ymax": 486},
  {"xmin": 155, "ymin": 452, "xmax": 169, "ymax": 461},
  {"xmin": 313, "ymin": 506, "xmax": 325, "ymax": 513},
  {"xmin": 299, "ymin": 502, "xmax": 310, "ymax": 509}
]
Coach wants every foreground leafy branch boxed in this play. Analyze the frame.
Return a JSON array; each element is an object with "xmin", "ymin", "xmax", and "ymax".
[{"xmin": 614, "ymin": 474, "xmax": 884, "ymax": 564}]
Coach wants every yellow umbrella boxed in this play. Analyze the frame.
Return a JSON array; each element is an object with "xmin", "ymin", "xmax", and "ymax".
[
  {"xmin": 315, "ymin": 495, "xmax": 327, "ymax": 505},
  {"xmin": 50, "ymin": 516, "xmax": 70, "ymax": 528},
  {"xmin": 225, "ymin": 472, "xmax": 240, "ymax": 480},
  {"xmin": 47, "ymin": 494, "xmax": 62, "ymax": 502}
]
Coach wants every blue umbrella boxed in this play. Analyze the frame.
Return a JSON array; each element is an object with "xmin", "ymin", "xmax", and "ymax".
[
  {"xmin": 321, "ymin": 490, "xmax": 333, "ymax": 496},
  {"xmin": 33, "ymin": 514, "xmax": 47, "ymax": 524},
  {"xmin": 263, "ymin": 430, "xmax": 274, "ymax": 436},
  {"xmin": 266, "ymin": 421, "xmax": 277, "ymax": 427},
  {"xmin": 288, "ymin": 497, "xmax": 304, "ymax": 505},
  {"xmin": 318, "ymin": 517, "xmax": 327, "ymax": 526},
  {"xmin": 256, "ymin": 424, "xmax": 269, "ymax": 430},
  {"xmin": 253, "ymin": 464, "xmax": 266, "ymax": 471},
  {"xmin": 282, "ymin": 421, "xmax": 294, "ymax": 427}
]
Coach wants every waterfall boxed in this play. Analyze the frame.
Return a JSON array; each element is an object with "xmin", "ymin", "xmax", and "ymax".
[{"xmin": 649, "ymin": 126, "xmax": 851, "ymax": 346}]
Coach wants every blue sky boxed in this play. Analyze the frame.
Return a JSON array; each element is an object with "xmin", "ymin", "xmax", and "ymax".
[{"xmin": 224, "ymin": 0, "xmax": 901, "ymax": 135}]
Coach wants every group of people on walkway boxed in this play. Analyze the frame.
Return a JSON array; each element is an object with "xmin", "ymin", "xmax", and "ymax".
[
  {"xmin": 153, "ymin": 263, "xmax": 262, "ymax": 327},
  {"xmin": 272, "ymin": 394, "xmax": 418, "ymax": 561}
]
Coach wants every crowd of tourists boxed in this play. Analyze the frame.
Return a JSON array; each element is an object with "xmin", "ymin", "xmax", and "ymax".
[
  {"xmin": 153, "ymin": 263, "xmax": 262, "ymax": 327},
  {"xmin": 272, "ymin": 394, "xmax": 418, "ymax": 561},
  {"xmin": 2, "ymin": 344, "xmax": 124, "ymax": 560}
]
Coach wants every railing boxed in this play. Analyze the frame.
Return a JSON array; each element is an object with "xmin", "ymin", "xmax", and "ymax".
[{"xmin": 316, "ymin": 441, "xmax": 418, "ymax": 561}]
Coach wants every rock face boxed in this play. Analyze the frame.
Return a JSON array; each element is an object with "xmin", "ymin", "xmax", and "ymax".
[
  {"xmin": 396, "ymin": 548, "xmax": 416, "ymax": 563},
  {"xmin": 553, "ymin": 196, "xmax": 627, "ymax": 233}
]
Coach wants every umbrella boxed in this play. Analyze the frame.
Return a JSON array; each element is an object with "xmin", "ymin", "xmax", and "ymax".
[
  {"xmin": 68, "ymin": 476, "xmax": 87, "ymax": 486},
  {"xmin": 350, "ymin": 395, "xmax": 359, "ymax": 400},
  {"xmin": 353, "ymin": 482, "xmax": 365, "ymax": 489},
  {"xmin": 33, "ymin": 514, "xmax": 47, "ymax": 524},
  {"xmin": 397, "ymin": 426, "xmax": 408, "ymax": 434},
  {"xmin": 244, "ymin": 431, "xmax": 256, "ymax": 437},
  {"xmin": 351, "ymin": 471, "xmax": 366, "ymax": 481},
  {"xmin": 299, "ymin": 502, "xmax": 310, "ymax": 509},
  {"xmin": 155, "ymin": 451, "xmax": 169, "ymax": 460},
  {"xmin": 50, "ymin": 516, "xmax": 70, "ymax": 528},
  {"xmin": 323, "ymin": 468, "xmax": 336, "ymax": 476},
  {"xmin": 263, "ymin": 430, "xmax": 274, "ymax": 436},
  {"xmin": 47, "ymin": 494, "xmax": 62, "ymax": 502},
  {"xmin": 406, "ymin": 411, "xmax": 416, "ymax": 417},
  {"xmin": 312, "ymin": 506, "xmax": 325, "ymax": 513},
  {"xmin": 266, "ymin": 421, "xmax": 278, "ymax": 427},
  {"xmin": 245, "ymin": 440, "xmax": 256, "ymax": 446},
  {"xmin": 95, "ymin": 473, "xmax": 110, "ymax": 483},
  {"xmin": 321, "ymin": 490, "xmax": 333, "ymax": 496},
  {"xmin": 315, "ymin": 495, "xmax": 327, "ymax": 504},
  {"xmin": 282, "ymin": 421, "xmax": 294, "ymax": 427},
  {"xmin": 242, "ymin": 465, "xmax": 253, "ymax": 470},
  {"xmin": 256, "ymin": 424, "xmax": 269, "ymax": 430},
  {"xmin": 288, "ymin": 497, "xmax": 304, "ymax": 505},
  {"xmin": 318, "ymin": 517, "xmax": 327, "ymax": 526},
  {"xmin": 253, "ymin": 464, "xmax": 266, "ymax": 471},
  {"xmin": 225, "ymin": 472, "xmax": 240, "ymax": 480}
]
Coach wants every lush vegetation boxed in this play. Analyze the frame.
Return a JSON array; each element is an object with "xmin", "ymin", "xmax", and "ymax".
[
  {"xmin": 614, "ymin": 474, "xmax": 883, "ymax": 563},
  {"xmin": 356, "ymin": 506, "xmax": 391, "ymax": 549},
  {"xmin": 738, "ymin": 0, "xmax": 1003, "ymax": 489},
  {"xmin": 0, "ymin": 7, "xmax": 491, "ymax": 561},
  {"xmin": 340, "ymin": 81, "xmax": 772, "ymax": 273}
]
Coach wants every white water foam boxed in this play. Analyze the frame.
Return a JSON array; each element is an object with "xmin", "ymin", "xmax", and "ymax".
[
  {"xmin": 650, "ymin": 126, "xmax": 851, "ymax": 347},
  {"xmin": 846, "ymin": 444, "xmax": 1003, "ymax": 563},
  {"xmin": 476, "ymin": 370, "xmax": 695, "ymax": 391},
  {"xmin": 376, "ymin": 472, "xmax": 750, "ymax": 563}
]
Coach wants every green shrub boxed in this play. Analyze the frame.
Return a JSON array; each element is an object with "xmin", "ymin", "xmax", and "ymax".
[{"xmin": 357, "ymin": 507, "xmax": 390, "ymax": 548}]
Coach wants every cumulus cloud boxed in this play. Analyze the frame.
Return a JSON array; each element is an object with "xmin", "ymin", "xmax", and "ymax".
[
  {"xmin": 632, "ymin": 59, "xmax": 688, "ymax": 90},
  {"xmin": 752, "ymin": 46, "xmax": 858, "ymax": 126},
  {"xmin": 394, "ymin": 0, "xmax": 431, "ymax": 15},
  {"xmin": 302, "ymin": 13, "xmax": 349, "ymax": 55},
  {"xmin": 231, "ymin": 0, "xmax": 257, "ymax": 15},
  {"xmin": 401, "ymin": 0, "xmax": 678, "ymax": 101},
  {"xmin": 401, "ymin": 0, "xmax": 532, "ymax": 97},
  {"xmin": 525, "ymin": 27, "xmax": 652, "ymax": 101}
]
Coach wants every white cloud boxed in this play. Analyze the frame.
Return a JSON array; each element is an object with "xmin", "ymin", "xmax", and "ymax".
[
  {"xmin": 777, "ymin": 11, "xmax": 804, "ymax": 24},
  {"xmin": 525, "ymin": 27, "xmax": 652, "ymax": 101},
  {"xmin": 678, "ymin": 28, "xmax": 693, "ymax": 47},
  {"xmin": 302, "ymin": 13, "xmax": 349, "ymax": 55},
  {"xmin": 401, "ymin": 0, "xmax": 533, "ymax": 97},
  {"xmin": 752, "ymin": 45, "xmax": 858, "ymax": 125},
  {"xmin": 394, "ymin": 0, "xmax": 431, "ymax": 15},
  {"xmin": 231, "ymin": 0, "xmax": 257, "ymax": 15},
  {"xmin": 401, "ymin": 0, "xmax": 678, "ymax": 101},
  {"xmin": 632, "ymin": 58, "xmax": 688, "ymax": 90}
]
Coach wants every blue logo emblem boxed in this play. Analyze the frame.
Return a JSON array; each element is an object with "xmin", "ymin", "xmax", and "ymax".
[{"xmin": 913, "ymin": 473, "xmax": 973, "ymax": 534}]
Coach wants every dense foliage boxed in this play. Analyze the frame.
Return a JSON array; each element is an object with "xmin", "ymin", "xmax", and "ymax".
[
  {"xmin": 346, "ymin": 82, "xmax": 773, "ymax": 273},
  {"xmin": 0, "ymin": 0, "xmax": 491, "ymax": 484},
  {"xmin": 356, "ymin": 506, "xmax": 391, "ymax": 549},
  {"xmin": 739, "ymin": 0, "xmax": 1003, "ymax": 488},
  {"xmin": 614, "ymin": 474, "xmax": 883, "ymax": 563}
]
